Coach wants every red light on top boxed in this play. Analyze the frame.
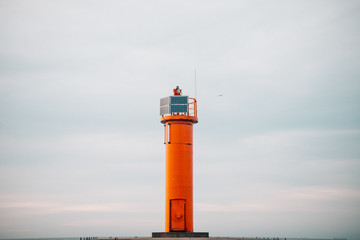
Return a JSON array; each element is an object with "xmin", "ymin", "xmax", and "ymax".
[{"xmin": 173, "ymin": 86, "xmax": 182, "ymax": 96}]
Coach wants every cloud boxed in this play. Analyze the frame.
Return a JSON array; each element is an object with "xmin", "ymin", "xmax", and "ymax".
[{"xmin": 0, "ymin": 199, "xmax": 160, "ymax": 215}]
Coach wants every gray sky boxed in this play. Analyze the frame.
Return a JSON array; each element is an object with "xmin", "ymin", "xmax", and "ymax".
[{"xmin": 1, "ymin": 0, "xmax": 360, "ymax": 239}]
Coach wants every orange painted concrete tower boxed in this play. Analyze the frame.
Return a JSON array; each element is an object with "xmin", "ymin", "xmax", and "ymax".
[{"xmin": 153, "ymin": 87, "xmax": 208, "ymax": 238}]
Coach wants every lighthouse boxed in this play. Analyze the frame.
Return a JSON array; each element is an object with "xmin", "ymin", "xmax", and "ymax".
[{"xmin": 152, "ymin": 86, "xmax": 208, "ymax": 238}]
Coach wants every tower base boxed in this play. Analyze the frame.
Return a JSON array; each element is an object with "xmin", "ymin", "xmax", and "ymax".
[{"xmin": 152, "ymin": 232, "xmax": 209, "ymax": 238}]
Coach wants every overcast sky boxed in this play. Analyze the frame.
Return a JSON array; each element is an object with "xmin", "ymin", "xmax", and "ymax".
[{"xmin": 1, "ymin": 0, "xmax": 360, "ymax": 239}]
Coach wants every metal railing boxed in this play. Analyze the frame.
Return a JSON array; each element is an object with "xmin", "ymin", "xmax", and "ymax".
[
  {"xmin": 187, "ymin": 98, "xmax": 197, "ymax": 118},
  {"xmin": 166, "ymin": 98, "xmax": 197, "ymax": 118}
]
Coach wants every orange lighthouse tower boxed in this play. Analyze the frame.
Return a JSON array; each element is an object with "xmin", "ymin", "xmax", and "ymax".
[{"xmin": 153, "ymin": 86, "xmax": 208, "ymax": 238}]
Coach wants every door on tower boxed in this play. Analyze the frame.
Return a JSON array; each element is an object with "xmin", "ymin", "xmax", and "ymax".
[{"xmin": 170, "ymin": 199, "xmax": 186, "ymax": 232}]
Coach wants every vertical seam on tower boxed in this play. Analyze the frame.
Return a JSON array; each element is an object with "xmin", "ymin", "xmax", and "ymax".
[
  {"xmin": 168, "ymin": 123, "xmax": 171, "ymax": 144},
  {"xmin": 164, "ymin": 124, "xmax": 166, "ymax": 144}
]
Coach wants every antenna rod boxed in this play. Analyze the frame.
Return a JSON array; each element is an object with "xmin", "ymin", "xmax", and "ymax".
[{"xmin": 194, "ymin": 68, "xmax": 197, "ymax": 99}]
